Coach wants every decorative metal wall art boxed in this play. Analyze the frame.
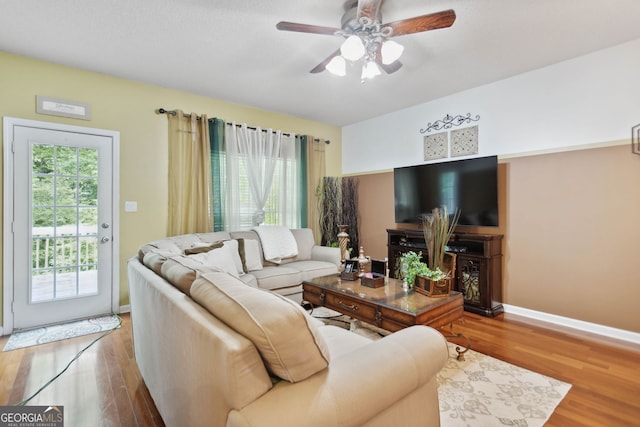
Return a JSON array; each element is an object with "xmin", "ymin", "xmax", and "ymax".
[
  {"xmin": 420, "ymin": 113, "xmax": 480, "ymax": 134},
  {"xmin": 451, "ymin": 125, "xmax": 479, "ymax": 157},
  {"xmin": 633, "ymin": 123, "xmax": 640, "ymax": 155},
  {"xmin": 424, "ymin": 131, "xmax": 448, "ymax": 160}
]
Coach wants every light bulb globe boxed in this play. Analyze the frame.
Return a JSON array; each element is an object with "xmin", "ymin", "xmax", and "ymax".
[
  {"xmin": 341, "ymin": 35, "xmax": 365, "ymax": 61},
  {"xmin": 381, "ymin": 40, "xmax": 404, "ymax": 64}
]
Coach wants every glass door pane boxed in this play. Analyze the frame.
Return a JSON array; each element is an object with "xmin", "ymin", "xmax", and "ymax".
[{"xmin": 31, "ymin": 144, "xmax": 99, "ymax": 303}]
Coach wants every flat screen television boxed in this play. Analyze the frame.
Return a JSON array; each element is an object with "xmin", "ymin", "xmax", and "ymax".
[{"xmin": 394, "ymin": 155, "xmax": 498, "ymax": 227}]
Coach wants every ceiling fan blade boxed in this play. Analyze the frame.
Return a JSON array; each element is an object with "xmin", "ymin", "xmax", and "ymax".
[
  {"xmin": 384, "ymin": 9, "xmax": 456, "ymax": 37},
  {"xmin": 310, "ymin": 49, "xmax": 341, "ymax": 73},
  {"xmin": 276, "ymin": 21, "xmax": 341, "ymax": 36},
  {"xmin": 356, "ymin": 0, "xmax": 383, "ymax": 21}
]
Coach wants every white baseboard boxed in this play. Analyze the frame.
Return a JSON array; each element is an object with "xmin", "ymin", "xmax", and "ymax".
[
  {"xmin": 503, "ymin": 304, "xmax": 640, "ymax": 345},
  {"xmin": 119, "ymin": 305, "xmax": 131, "ymax": 314}
]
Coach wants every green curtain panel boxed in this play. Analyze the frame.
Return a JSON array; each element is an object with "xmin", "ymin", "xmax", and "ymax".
[
  {"xmin": 297, "ymin": 135, "xmax": 308, "ymax": 228},
  {"xmin": 209, "ymin": 118, "xmax": 225, "ymax": 231}
]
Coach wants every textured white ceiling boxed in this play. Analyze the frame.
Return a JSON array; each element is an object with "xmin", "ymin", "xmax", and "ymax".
[{"xmin": 2, "ymin": 0, "xmax": 640, "ymax": 126}]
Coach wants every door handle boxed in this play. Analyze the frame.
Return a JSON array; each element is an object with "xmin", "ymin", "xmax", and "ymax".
[{"xmin": 100, "ymin": 236, "xmax": 110, "ymax": 244}]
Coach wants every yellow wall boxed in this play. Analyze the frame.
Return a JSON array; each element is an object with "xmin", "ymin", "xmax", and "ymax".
[{"xmin": 0, "ymin": 51, "xmax": 342, "ymax": 326}]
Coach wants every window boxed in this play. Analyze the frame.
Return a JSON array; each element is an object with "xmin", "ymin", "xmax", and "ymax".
[{"xmin": 211, "ymin": 121, "xmax": 304, "ymax": 231}]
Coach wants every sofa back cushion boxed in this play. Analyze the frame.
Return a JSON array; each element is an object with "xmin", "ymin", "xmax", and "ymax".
[
  {"xmin": 290, "ymin": 228, "xmax": 314, "ymax": 261},
  {"xmin": 190, "ymin": 272, "xmax": 330, "ymax": 383}
]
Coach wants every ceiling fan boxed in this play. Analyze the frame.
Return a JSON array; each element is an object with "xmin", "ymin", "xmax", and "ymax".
[{"xmin": 276, "ymin": 0, "xmax": 456, "ymax": 80}]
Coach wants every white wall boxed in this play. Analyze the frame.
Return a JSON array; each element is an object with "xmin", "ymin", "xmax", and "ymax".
[{"xmin": 342, "ymin": 38, "xmax": 640, "ymax": 174}]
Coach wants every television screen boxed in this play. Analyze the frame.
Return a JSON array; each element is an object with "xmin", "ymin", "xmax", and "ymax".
[{"xmin": 394, "ymin": 155, "xmax": 498, "ymax": 226}]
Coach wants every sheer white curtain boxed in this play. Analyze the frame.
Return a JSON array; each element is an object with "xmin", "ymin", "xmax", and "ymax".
[{"xmin": 224, "ymin": 122, "xmax": 298, "ymax": 229}]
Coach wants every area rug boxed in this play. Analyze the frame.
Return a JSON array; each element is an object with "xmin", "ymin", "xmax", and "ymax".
[
  {"xmin": 437, "ymin": 343, "xmax": 571, "ymax": 427},
  {"xmin": 311, "ymin": 309, "xmax": 571, "ymax": 427},
  {"xmin": 3, "ymin": 315, "xmax": 121, "ymax": 351}
]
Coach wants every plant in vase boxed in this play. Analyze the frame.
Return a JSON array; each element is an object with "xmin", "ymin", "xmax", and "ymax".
[
  {"xmin": 399, "ymin": 251, "xmax": 445, "ymax": 288},
  {"xmin": 400, "ymin": 251, "xmax": 448, "ymax": 286},
  {"xmin": 417, "ymin": 206, "xmax": 460, "ymax": 297}
]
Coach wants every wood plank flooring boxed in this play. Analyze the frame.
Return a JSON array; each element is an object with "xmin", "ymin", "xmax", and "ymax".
[
  {"xmin": 1, "ymin": 312, "xmax": 638, "ymax": 426},
  {"xmin": 0, "ymin": 314, "xmax": 164, "ymax": 426}
]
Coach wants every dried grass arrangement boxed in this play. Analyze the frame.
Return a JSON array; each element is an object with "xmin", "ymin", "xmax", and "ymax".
[{"xmin": 421, "ymin": 206, "xmax": 460, "ymax": 273}]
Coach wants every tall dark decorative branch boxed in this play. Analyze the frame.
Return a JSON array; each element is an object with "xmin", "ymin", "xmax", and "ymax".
[
  {"xmin": 341, "ymin": 177, "xmax": 359, "ymax": 255},
  {"xmin": 319, "ymin": 177, "xmax": 341, "ymax": 247},
  {"xmin": 318, "ymin": 177, "xmax": 359, "ymax": 255}
]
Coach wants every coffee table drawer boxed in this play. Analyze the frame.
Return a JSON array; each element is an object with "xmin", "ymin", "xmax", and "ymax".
[{"xmin": 324, "ymin": 292, "xmax": 377, "ymax": 323}]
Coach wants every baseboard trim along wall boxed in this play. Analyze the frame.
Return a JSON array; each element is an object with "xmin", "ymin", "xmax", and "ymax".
[
  {"xmin": 503, "ymin": 304, "xmax": 640, "ymax": 345},
  {"xmin": 119, "ymin": 304, "xmax": 131, "ymax": 314}
]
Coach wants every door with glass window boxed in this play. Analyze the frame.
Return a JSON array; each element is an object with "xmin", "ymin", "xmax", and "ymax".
[{"xmin": 11, "ymin": 125, "xmax": 114, "ymax": 330}]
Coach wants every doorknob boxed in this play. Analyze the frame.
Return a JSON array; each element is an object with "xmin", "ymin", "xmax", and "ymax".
[
  {"xmin": 101, "ymin": 236, "xmax": 110, "ymax": 243},
  {"xmin": 102, "ymin": 223, "xmax": 110, "ymax": 229}
]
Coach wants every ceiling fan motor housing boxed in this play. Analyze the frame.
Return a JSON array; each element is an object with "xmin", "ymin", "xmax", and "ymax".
[{"xmin": 341, "ymin": 1, "xmax": 382, "ymax": 32}]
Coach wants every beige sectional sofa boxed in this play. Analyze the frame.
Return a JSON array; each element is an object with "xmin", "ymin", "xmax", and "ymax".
[
  {"xmin": 128, "ymin": 227, "xmax": 449, "ymax": 426},
  {"xmin": 136, "ymin": 227, "xmax": 341, "ymax": 303}
]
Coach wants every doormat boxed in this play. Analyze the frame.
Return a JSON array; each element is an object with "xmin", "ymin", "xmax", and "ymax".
[{"xmin": 3, "ymin": 315, "xmax": 121, "ymax": 352}]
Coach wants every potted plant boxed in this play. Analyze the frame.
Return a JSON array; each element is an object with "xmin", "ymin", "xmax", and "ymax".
[
  {"xmin": 399, "ymin": 251, "xmax": 447, "ymax": 289},
  {"xmin": 416, "ymin": 206, "xmax": 460, "ymax": 297}
]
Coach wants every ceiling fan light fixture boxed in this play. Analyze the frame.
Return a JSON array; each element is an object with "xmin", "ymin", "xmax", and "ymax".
[
  {"xmin": 361, "ymin": 60, "xmax": 381, "ymax": 80},
  {"xmin": 326, "ymin": 55, "xmax": 346, "ymax": 76},
  {"xmin": 340, "ymin": 35, "xmax": 365, "ymax": 61},
  {"xmin": 381, "ymin": 39, "xmax": 404, "ymax": 64}
]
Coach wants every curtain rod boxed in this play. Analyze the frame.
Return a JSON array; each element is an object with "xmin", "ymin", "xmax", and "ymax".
[{"xmin": 156, "ymin": 108, "xmax": 330, "ymax": 144}]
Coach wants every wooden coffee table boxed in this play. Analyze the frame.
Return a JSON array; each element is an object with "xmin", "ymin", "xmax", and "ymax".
[{"xmin": 303, "ymin": 274, "xmax": 470, "ymax": 360}]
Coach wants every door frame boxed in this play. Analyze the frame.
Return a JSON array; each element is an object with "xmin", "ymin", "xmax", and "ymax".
[{"xmin": 3, "ymin": 117, "xmax": 120, "ymax": 335}]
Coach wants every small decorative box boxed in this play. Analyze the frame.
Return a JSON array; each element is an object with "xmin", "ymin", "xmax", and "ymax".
[
  {"xmin": 361, "ymin": 273, "xmax": 385, "ymax": 288},
  {"xmin": 360, "ymin": 259, "xmax": 386, "ymax": 288},
  {"xmin": 341, "ymin": 260, "xmax": 359, "ymax": 281}
]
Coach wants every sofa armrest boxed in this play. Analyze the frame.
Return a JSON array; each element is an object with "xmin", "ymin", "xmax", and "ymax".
[
  {"xmin": 310, "ymin": 245, "xmax": 341, "ymax": 266},
  {"xmin": 227, "ymin": 325, "xmax": 449, "ymax": 427}
]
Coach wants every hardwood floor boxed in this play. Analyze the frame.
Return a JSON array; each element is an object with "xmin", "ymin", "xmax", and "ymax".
[
  {"xmin": 452, "ymin": 312, "xmax": 640, "ymax": 427},
  {"xmin": 0, "ymin": 314, "xmax": 164, "ymax": 426},
  {"xmin": 1, "ymin": 312, "xmax": 638, "ymax": 426}
]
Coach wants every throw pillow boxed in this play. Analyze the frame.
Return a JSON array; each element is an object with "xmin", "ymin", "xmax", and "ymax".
[
  {"xmin": 190, "ymin": 245, "xmax": 240, "ymax": 278},
  {"xmin": 191, "ymin": 272, "xmax": 330, "ymax": 383},
  {"xmin": 222, "ymin": 239, "xmax": 244, "ymax": 275},
  {"xmin": 243, "ymin": 239, "xmax": 263, "ymax": 272},
  {"xmin": 184, "ymin": 241, "xmax": 224, "ymax": 255}
]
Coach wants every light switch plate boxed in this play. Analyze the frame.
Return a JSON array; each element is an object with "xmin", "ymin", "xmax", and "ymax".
[{"xmin": 124, "ymin": 201, "xmax": 138, "ymax": 212}]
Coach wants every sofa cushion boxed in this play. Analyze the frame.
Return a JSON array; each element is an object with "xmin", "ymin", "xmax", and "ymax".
[
  {"xmin": 286, "ymin": 260, "xmax": 339, "ymax": 282},
  {"xmin": 159, "ymin": 254, "xmax": 219, "ymax": 295},
  {"xmin": 191, "ymin": 272, "xmax": 330, "ymax": 383},
  {"xmin": 142, "ymin": 251, "xmax": 168, "ymax": 276},
  {"xmin": 290, "ymin": 228, "xmax": 315, "ymax": 261},
  {"xmin": 248, "ymin": 266, "xmax": 302, "ymax": 291},
  {"xmin": 161, "ymin": 257, "xmax": 199, "ymax": 295}
]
